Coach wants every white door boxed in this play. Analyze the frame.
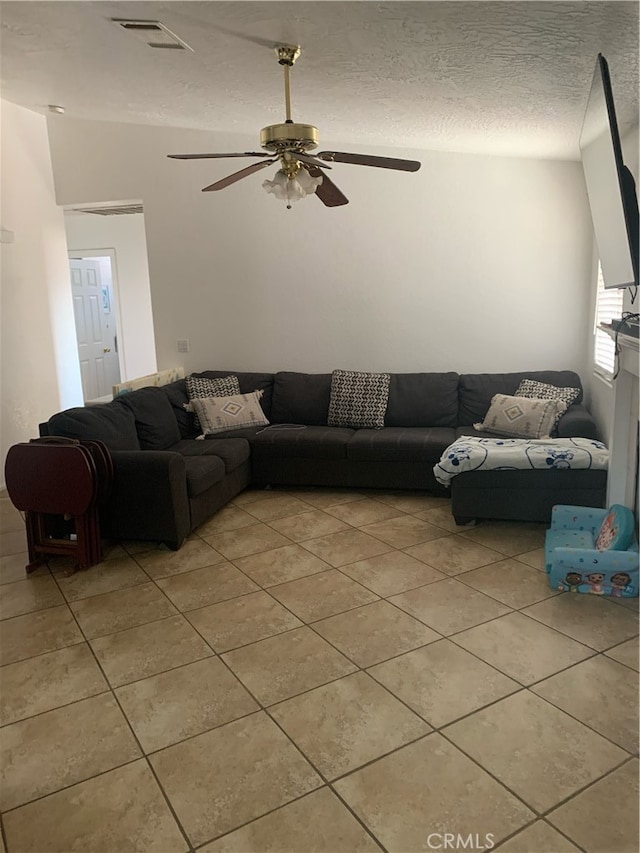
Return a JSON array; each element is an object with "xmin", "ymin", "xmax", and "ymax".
[{"xmin": 69, "ymin": 258, "xmax": 120, "ymax": 401}]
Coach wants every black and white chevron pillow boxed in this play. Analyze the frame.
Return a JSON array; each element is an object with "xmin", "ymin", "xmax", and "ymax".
[
  {"xmin": 515, "ymin": 379, "xmax": 580, "ymax": 427},
  {"xmin": 328, "ymin": 369, "xmax": 390, "ymax": 429},
  {"xmin": 186, "ymin": 374, "xmax": 240, "ymax": 401}
]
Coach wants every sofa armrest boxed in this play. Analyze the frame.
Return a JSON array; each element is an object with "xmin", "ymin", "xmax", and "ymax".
[
  {"xmin": 548, "ymin": 545, "xmax": 639, "ymax": 597},
  {"xmin": 103, "ymin": 451, "xmax": 191, "ymax": 549},
  {"xmin": 557, "ymin": 404, "xmax": 598, "ymax": 439},
  {"xmin": 549, "ymin": 546, "xmax": 638, "ymax": 569},
  {"xmin": 550, "ymin": 504, "xmax": 608, "ymax": 532}
]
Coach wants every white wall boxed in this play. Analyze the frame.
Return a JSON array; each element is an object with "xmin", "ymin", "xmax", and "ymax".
[
  {"xmin": 0, "ymin": 100, "xmax": 83, "ymax": 483},
  {"xmin": 64, "ymin": 212, "xmax": 157, "ymax": 381},
  {"xmin": 47, "ymin": 116, "xmax": 593, "ymax": 378},
  {"xmin": 586, "ymin": 124, "xmax": 639, "ymax": 443}
]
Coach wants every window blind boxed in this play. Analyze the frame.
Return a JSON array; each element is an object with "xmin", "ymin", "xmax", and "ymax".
[{"xmin": 594, "ymin": 262, "xmax": 624, "ymax": 375}]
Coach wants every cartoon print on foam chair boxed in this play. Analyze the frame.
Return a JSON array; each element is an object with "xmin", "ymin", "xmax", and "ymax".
[
  {"xmin": 610, "ymin": 572, "xmax": 633, "ymax": 597},
  {"xmin": 556, "ymin": 568, "xmax": 637, "ymax": 596},
  {"xmin": 585, "ymin": 572, "xmax": 605, "ymax": 594},
  {"xmin": 595, "ymin": 509, "xmax": 623, "ymax": 550},
  {"xmin": 560, "ymin": 572, "xmax": 584, "ymax": 592}
]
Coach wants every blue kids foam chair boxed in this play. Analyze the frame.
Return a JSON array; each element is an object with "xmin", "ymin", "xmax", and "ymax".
[{"xmin": 545, "ymin": 504, "xmax": 639, "ymax": 597}]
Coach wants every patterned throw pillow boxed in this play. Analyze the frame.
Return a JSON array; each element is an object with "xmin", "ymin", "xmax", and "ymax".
[
  {"xmin": 186, "ymin": 374, "xmax": 241, "ymax": 400},
  {"xmin": 185, "ymin": 374, "xmax": 241, "ymax": 431},
  {"xmin": 515, "ymin": 380, "xmax": 580, "ymax": 427},
  {"xmin": 328, "ymin": 369, "xmax": 390, "ymax": 429},
  {"xmin": 186, "ymin": 392, "xmax": 268, "ymax": 436},
  {"xmin": 474, "ymin": 394, "xmax": 567, "ymax": 439}
]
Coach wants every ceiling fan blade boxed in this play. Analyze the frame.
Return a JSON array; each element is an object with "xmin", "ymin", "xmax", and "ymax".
[
  {"xmin": 202, "ymin": 159, "xmax": 277, "ymax": 192},
  {"xmin": 317, "ymin": 151, "xmax": 421, "ymax": 172},
  {"xmin": 294, "ymin": 153, "xmax": 332, "ymax": 170},
  {"xmin": 306, "ymin": 166, "xmax": 349, "ymax": 207},
  {"xmin": 168, "ymin": 152, "xmax": 270, "ymax": 160}
]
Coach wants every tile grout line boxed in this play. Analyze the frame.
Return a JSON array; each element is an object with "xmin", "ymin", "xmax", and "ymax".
[
  {"xmin": 0, "ymin": 813, "xmax": 7, "ymax": 853},
  {"xmin": 541, "ymin": 753, "xmax": 638, "ymax": 821},
  {"xmin": 43, "ymin": 518, "xmax": 638, "ymax": 762},
  {"xmin": 2, "ymin": 493, "xmax": 636, "ymax": 852},
  {"xmin": 265, "ymin": 708, "xmax": 393, "ymax": 853},
  {"xmin": 4, "ymin": 596, "xmax": 633, "ymax": 837},
  {"xmin": 4, "ymin": 556, "xmax": 636, "ymax": 729},
  {"xmin": 168, "ymin": 605, "xmax": 394, "ymax": 853},
  {"xmin": 434, "ymin": 723, "xmax": 589, "ymax": 832},
  {"xmin": 182, "ymin": 560, "xmax": 626, "ymax": 838},
  {"xmin": 41, "ymin": 567, "xmax": 197, "ymax": 853},
  {"xmin": 491, "ymin": 816, "xmax": 588, "ymax": 853},
  {"xmin": 538, "ymin": 821, "xmax": 589, "ymax": 853},
  {"xmin": 202, "ymin": 513, "xmax": 638, "ymax": 844},
  {"xmin": 0, "ymin": 757, "xmax": 144, "ymax": 817},
  {"xmin": 523, "ymin": 685, "xmax": 640, "ymax": 758},
  {"xmin": 57, "ymin": 572, "xmax": 193, "ymax": 850},
  {"xmin": 199, "ymin": 643, "xmax": 392, "ymax": 853},
  {"xmin": 0, "ymin": 684, "xmax": 623, "ymax": 853}
]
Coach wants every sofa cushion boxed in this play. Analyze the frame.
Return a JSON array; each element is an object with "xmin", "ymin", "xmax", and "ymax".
[
  {"xmin": 456, "ymin": 425, "xmax": 492, "ymax": 439},
  {"xmin": 248, "ymin": 425, "xmax": 355, "ymax": 460},
  {"xmin": 205, "ymin": 426, "xmax": 265, "ymax": 441},
  {"xmin": 48, "ymin": 404, "xmax": 140, "ymax": 451},
  {"xmin": 161, "ymin": 380, "xmax": 197, "ymax": 438},
  {"xmin": 183, "ymin": 456, "xmax": 226, "ymax": 497},
  {"xmin": 169, "ymin": 438, "xmax": 250, "ymax": 473},
  {"xmin": 347, "ymin": 428, "xmax": 457, "ymax": 463},
  {"xmin": 328, "ymin": 370, "xmax": 390, "ymax": 429},
  {"xmin": 555, "ymin": 404, "xmax": 598, "ymax": 440},
  {"xmin": 457, "ymin": 371, "xmax": 584, "ymax": 425},
  {"xmin": 386, "ymin": 373, "xmax": 459, "ymax": 427},
  {"xmin": 271, "ymin": 372, "xmax": 332, "ymax": 425},
  {"xmin": 115, "ymin": 387, "xmax": 181, "ymax": 450},
  {"xmin": 194, "ymin": 371, "xmax": 275, "ymax": 418}
]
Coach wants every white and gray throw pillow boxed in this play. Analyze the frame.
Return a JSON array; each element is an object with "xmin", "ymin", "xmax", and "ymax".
[
  {"xmin": 186, "ymin": 391, "xmax": 268, "ymax": 436},
  {"xmin": 328, "ymin": 369, "xmax": 390, "ymax": 429},
  {"xmin": 474, "ymin": 393, "xmax": 567, "ymax": 439},
  {"xmin": 185, "ymin": 374, "xmax": 241, "ymax": 431},
  {"xmin": 515, "ymin": 379, "xmax": 580, "ymax": 427}
]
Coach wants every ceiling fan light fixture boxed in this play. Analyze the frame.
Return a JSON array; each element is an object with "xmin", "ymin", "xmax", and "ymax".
[{"xmin": 262, "ymin": 167, "xmax": 323, "ymax": 209}]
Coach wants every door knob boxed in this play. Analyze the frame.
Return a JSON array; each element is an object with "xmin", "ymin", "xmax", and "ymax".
[{"xmin": 103, "ymin": 347, "xmax": 111, "ymax": 353}]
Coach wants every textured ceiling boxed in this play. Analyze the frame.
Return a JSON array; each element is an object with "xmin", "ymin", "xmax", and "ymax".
[{"xmin": 1, "ymin": 1, "xmax": 638, "ymax": 159}]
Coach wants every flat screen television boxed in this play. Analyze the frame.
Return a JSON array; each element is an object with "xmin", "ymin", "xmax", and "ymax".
[{"xmin": 579, "ymin": 53, "xmax": 639, "ymax": 289}]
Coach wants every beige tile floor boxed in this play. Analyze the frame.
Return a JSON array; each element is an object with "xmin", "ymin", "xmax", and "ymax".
[{"xmin": 0, "ymin": 487, "xmax": 638, "ymax": 853}]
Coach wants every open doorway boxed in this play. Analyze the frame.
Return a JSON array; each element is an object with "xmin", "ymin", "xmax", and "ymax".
[
  {"xmin": 68, "ymin": 251, "xmax": 122, "ymax": 402},
  {"xmin": 64, "ymin": 205, "xmax": 157, "ymax": 397}
]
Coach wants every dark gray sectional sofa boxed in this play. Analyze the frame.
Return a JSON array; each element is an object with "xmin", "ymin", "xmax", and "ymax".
[{"xmin": 40, "ymin": 368, "xmax": 606, "ymax": 548}]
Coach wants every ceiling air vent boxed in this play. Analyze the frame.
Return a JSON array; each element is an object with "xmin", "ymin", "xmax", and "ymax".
[
  {"xmin": 112, "ymin": 19, "xmax": 193, "ymax": 51},
  {"xmin": 72, "ymin": 205, "xmax": 144, "ymax": 216}
]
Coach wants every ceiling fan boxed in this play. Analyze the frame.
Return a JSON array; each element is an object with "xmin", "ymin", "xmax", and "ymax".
[{"xmin": 168, "ymin": 45, "xmax": 421, "ymax": 208}]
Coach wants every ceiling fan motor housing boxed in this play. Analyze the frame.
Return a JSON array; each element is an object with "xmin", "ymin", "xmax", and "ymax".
[{"xmin": 260, "ymin": 122, "xmax": 319, "ymax": 152}]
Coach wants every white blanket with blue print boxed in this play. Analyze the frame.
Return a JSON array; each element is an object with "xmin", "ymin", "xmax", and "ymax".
[{"xmin": 434, "ymin": 436, "xmax": 609, "ymax": 486}]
